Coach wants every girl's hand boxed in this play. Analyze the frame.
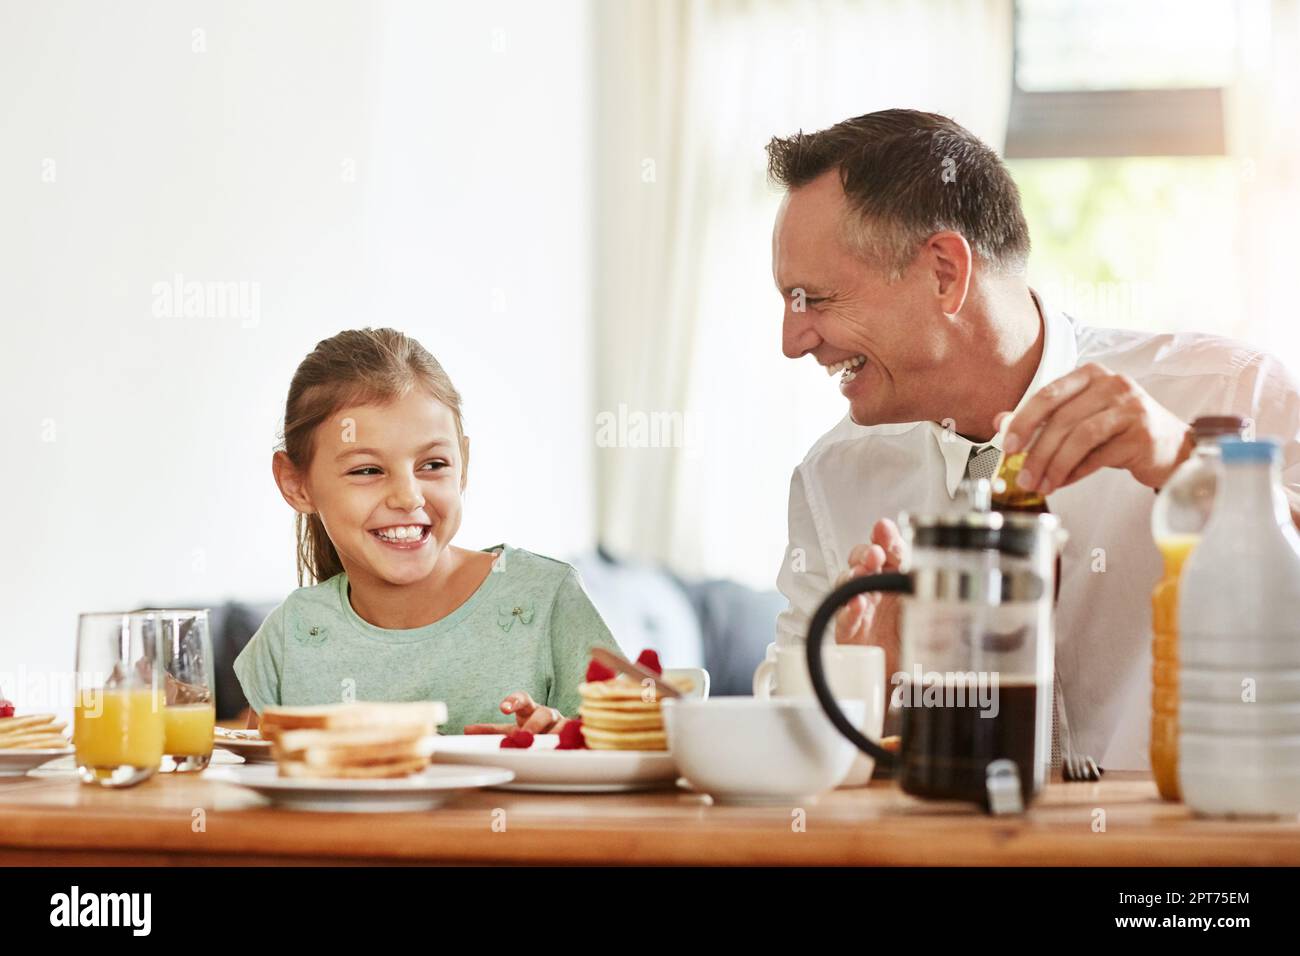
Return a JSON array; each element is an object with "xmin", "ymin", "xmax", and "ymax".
[
  {"xmin": 834, "ymin": 518, "xmax": 905, "ymax": 685},
  {"xmin": 463, "ymin": 691, "xmax": 568, "ymax": 735}
]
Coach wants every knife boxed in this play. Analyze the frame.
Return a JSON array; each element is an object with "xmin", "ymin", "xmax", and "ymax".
[{"xmin": 589, "ymin": 647, "xmax": 682, "ymax": 699}]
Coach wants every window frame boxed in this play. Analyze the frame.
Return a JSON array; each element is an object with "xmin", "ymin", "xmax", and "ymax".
[{"xmin": 1004, "ymin": 0, "xmax": 1227, "ymax": 158}]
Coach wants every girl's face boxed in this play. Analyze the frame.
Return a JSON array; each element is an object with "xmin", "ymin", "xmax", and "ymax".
[{"xmin": 289, "ymin": 390, "xmax": 467, "ymax": 588}]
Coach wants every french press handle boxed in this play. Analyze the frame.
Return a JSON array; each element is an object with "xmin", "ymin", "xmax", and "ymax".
[{"xmin": 805, "ymin": 572, "xmax": 913, "ymax": 767}]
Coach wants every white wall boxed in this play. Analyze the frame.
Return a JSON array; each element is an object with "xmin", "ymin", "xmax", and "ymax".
[{"xmin": 0, "ymin": 0, "xmax": 595, "ymax": 712}]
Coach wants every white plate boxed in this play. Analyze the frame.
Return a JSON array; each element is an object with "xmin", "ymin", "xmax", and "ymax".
[
  {"xmin": 431, "ymin": 734, "xmax": 678, "ymax": 792},
  {"xmin": 212, "ymin": 729, "xmax": 277, "ymax": 764},
  {"xmin": 206, "ymin": 762, "xmax": 514, "ymax": 812},
  {"xmin": 0, "ymin": 747, "xmax": 75, "ymax": 777},
  {"xmin": 214, "ymin": 727, "xmax": 265, "ymax": 741}
]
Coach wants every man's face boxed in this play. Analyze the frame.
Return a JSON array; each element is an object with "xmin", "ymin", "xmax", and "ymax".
[
  {"xmin": 772, "ymin": 170, "xmax": 951, "ymax": 426},
  {"xmin": 300, "ymin": 390, "xmax": 466, "ymax": 589}
]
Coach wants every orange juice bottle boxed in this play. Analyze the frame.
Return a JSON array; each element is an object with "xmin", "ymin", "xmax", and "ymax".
[
  {"xmin": 992, "ymin": 450, "xmax": 1049, "ymax": 513},
  {"xmin": 1150, "ymin": 416, "xmax": 1246, "ymax": 800}
]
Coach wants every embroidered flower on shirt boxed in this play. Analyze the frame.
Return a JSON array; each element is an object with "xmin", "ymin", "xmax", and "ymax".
[{"xmin": 497, "ymin": 601, "xmax": 535, "ymax": 632}]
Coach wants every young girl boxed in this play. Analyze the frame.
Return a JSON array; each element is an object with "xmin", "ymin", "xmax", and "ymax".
[{"xmin": 234, "ymin": 328, "xmax": 622, "ymax": 735}]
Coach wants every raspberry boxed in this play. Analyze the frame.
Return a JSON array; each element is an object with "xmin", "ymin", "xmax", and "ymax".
[
  {"xmin": 0, "ymin": 700, "xmax": 13, "ymax": 719},
  {"xmin": 556, "ymin": 718, "xmax": 587, "ymax": 750},
  {"xmin": 636, "ymin": 649, "xmax": 663, "ymax": 675},
  {"xmin": 500, "ymin": 729, "xmax": 534, "ymax": 749},
  {"xmin": 585, "ymin": 659, "xmax": 616, "ymax": 682}
]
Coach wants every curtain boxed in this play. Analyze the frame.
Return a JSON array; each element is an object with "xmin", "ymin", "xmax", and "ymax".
[
  {"xmin": 1230, "ymin": 0, "xmax": 1300, "ymax": 362},
  {"xmin": 593, "ymin": 0, "xmax": 1015, "ymax": 586}
]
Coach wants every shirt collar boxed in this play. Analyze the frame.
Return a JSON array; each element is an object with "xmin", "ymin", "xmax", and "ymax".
[
  {"xmin": 1022, "ymin": 286, "xmax": 1080, "ymax": 410},
  {"xmin": 931, "ymin": 286, "xmax": 1081, "ymax": 498},
  {"xmin": 933, "ymin": 424, "xmax": 983, "ymax": 499}
]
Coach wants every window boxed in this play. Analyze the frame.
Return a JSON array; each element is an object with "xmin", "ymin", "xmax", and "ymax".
[
  {"xmin": 1007, "ymin": 0, "xmax": 1233, "ymax": 157},
  {"xmin": 1007, "ymin": 0, "xmax": 1244, "ymax": 338}
]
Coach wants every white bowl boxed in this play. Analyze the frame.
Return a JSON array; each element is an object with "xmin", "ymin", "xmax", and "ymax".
[{"xmin": 663, "ymin": 697, "xmax": 865, "ymax": 805}]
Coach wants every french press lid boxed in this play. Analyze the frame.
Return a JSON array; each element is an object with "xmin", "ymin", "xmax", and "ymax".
[{"xmin": 906, "ymin": 510, "xmax": 1060, "ymax": 558}]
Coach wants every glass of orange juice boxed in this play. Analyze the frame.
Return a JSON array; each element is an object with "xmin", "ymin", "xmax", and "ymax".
[
  {"xmin": 152, "ymin": 609, "xmax": 216, "ymax": 772},
  {"xmin": 75, "ymin": 612, "xmax": 166, "ymax": 787}
]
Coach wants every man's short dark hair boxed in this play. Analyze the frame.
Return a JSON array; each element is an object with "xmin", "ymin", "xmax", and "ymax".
[{"xmin": 766, "ymin": 109, "xmax": 1030, "ymax": 279}]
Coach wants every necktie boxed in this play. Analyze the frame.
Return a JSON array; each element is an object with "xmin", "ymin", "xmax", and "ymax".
[
  {"xmin": 965, "ymin": 444, "xmax": 1002, "ymax": 483},
  {"xmin": 964, "ymin": 444, "xmax": 1064, "ymax": 776}
]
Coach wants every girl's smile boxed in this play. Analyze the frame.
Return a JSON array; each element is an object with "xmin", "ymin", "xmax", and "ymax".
[{"xmin": 368, "ymin": 523, "xmax": 433, "ymax": 549}]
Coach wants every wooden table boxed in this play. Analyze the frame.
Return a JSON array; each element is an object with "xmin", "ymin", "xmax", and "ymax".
[{"xmin": 2, "ymin": 761, "xmax": 1298, "ymax": 866}]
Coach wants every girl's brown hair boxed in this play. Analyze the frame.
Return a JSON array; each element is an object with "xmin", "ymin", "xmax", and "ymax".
[{"xmin": 280, "ymin": 328, "xmax": 466, "ymax": 586}]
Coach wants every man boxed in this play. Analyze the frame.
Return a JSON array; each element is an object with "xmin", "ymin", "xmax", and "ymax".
[{"xmin": 769, "ymin": 109, "xmax": 1300, "ymax": 770}]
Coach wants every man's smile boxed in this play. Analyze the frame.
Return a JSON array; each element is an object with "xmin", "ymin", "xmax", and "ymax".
[{"xmin": 824, "ymin": 354, "xmax": 867, "ymax": 382}]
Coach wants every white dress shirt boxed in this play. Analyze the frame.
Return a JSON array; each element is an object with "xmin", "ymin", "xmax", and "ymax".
[{"xmin": 776, "ymin": 290, "xmax": 1300, "ymax": 770}]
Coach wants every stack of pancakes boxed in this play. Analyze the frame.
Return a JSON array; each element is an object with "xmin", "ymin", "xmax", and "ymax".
[
  {"xmin": 0, "ymin": 714, "xmax": 69, "ymax": 750},
  {"xmin": 578, "ymin": 674, "xmax": 692, "ymax": 751},
  {"xmin": 262, "ymin": 702, "xmax": 446, "ymax": 779}
]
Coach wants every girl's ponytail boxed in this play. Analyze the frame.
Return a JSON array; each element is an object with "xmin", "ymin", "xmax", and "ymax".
[{"xmin": 295, "ymin": 512, "xmax": 345, "ymax": 589}]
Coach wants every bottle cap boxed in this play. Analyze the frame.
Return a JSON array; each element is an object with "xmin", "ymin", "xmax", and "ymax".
[
  {"xmin": 1218, "ymin": 437, "xmax": 1279, "ymax": 463},
  {"xmin": 1192, "ymin": 415, "xmax": 1247, "ymax": 440}
]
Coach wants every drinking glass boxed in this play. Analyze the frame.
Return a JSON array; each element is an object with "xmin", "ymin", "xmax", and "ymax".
[
  {"xmin": 151, "ymin": 608, "xmax": 215, "ymax": 772},
  {"xmin": 74, "ymin": 611, "xmax": 166, "ymax": 787}
]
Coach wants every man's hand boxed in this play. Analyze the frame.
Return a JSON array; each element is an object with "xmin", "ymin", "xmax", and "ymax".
[
  {"xmin": 463, "ymin": 691, "xmax": 568, "ymax": 735},
  {"xmin": 1000, "ymin": 362, "xmax": 1195, "ymax": 494},
  {"xmin": 834, "ymin": 518, "xmax": 905, "ymax": 680}
]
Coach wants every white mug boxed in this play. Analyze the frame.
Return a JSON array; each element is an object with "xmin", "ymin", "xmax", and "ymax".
[{"xmin": 753, "ymin": 641, "xmax": 885, "ymax": 787}]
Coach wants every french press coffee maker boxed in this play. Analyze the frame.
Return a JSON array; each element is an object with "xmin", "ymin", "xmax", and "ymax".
[{"xmin": 805, "ymin": 482, "xmax": 1064, "ymax": 814}]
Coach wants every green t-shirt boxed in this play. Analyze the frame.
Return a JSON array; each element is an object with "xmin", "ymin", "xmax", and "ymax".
[{"xmin": 232, "ymin": 544, "xmax": 622, "ymax": 734}]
